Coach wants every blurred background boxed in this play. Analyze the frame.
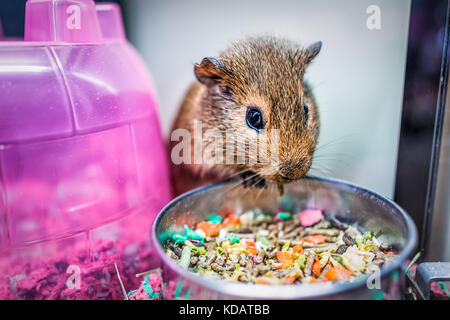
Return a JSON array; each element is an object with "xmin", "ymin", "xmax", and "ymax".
[{"xmin": 1, "ymin": 0, "xmax": 449, "ymax": 261}]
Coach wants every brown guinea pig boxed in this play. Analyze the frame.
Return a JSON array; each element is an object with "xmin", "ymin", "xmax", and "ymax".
[{"xmin": 169, "ymin": 35, "xmax": 322, "ymax": 196}]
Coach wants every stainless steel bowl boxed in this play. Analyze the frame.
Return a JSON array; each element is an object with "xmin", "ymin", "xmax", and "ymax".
[{"xmin": 151, "ymin": 176, "xmax": 417, "ymax": 299}]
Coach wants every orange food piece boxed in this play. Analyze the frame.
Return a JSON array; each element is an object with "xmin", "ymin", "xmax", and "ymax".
[
  {"xmin": 293, "ymin": 241, "xmax": 304, "ymax": 254},
  {"xmin": 196, "ymin": 221, "xmax": 220, "ymax": 237},
  {"xmin": 385, "ymin": 251, "xmax": 396, "ymax": 255},
  {"xmin": 284, "ymin": 277, "xmax": 296, "ymax": 284},
  {"xmin": 276, "ymin": 251, "xmax": 288, "ymax": 264},
  {"xmin": 309, "ymin": 277, "xmax": 319, "ymax": 283},
  {"xmin": 324, "ymin": 265, "xmax": 351, "ymax": 281},
  {"xmin": 254, "ymin": 278, "xmax": 272, "ymax": 285},
  {"xmin": 221, "ymin": 214, "xmax": 240, "ymax": 228},
  {"xmin": 312, "ymin": 256, "xmax": 322, "ymax": 276},
  {"xmin": 240, "ymin": 239, "xmax": 258, "ymax": 256},
  {"xmin": 324, "ymin": 268, "xmax": 339, "ymax": 281},
  {"xmin": 305, "ymin": 234, "xmax": 325, "ymax": 245},
  {"xmin": 276, "ymin": 251, "xmax": 293, "ymax": 268},
  {"xmin": 247, "ymin": 246, "xmax": 258, "ymax": 256}
]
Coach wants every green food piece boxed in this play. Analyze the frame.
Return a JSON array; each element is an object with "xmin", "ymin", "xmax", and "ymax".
[
  {"xmin": 281, "ymin": 241, "xmax": 290, "ymax": 252},
  {"xmin": 184, "ymin": 225, "xmax": 204, "ymax": 243},
  {"xmin": 331, "ymin": 253, "xmax": 345, "ymax": 265},
  {"xmin": 159, "ymin": 231, "xmax": 177, "ymax": 243},
  {"xmin": 185, "ymin": 240, "xmax": 207, "ymax": 255},
  {"xmin": 362, "ymin": 232, "xmax": 372, "ymax": 243},
  {"xmin": 259, "ymin": 236, "xmax": 269, "ymax": 247},
  {"xmin": 372, "ymin": 229, "xmax": 383, "ymax": 237},
  {"xmin": 216, "ymin": 247, "xmax": 224, "ymax": 255},
  {"xmin": 172, "ymin": 234, "xmax": 188, "ymax": 244},
  {"xmin": 179, "ymin": 246, "xmax": 192, "ymax": 269},
  {"xmin": 407, "ymin": 269, "xmax": 414, "ymax": 278},
  {"xmin": 437, "ymin": 281, "xmax": 450, "ymax": 297},
  {"xmin": 363, "ymin": 243, "xmax": 377, "ymax": 252},
  {"xmin": 197, "ymin": 266, "xmax": 206, "ymax": 273},
  {"xmin": 171, "ymin": 225, "xmax": 205, "ymax": 244},
  {"xmin": 142, "ymin": 275, "xmax": 160, "ymax": 300},
  {"xmin": 127, "ymin": 289, "xmax": 137, "ymax": 297},
  {"xmin": 295, "ymin": 254, "xmax": 307, "ymax": 269},
  {"xmin": 208, "ymin": 213, "xmax": 222, "ymax": 224},
  {"xmin": 225, "ymin": 235, "xmax": 241, "ymax": 244},
  {"xmin": 276, "ymin": 212, "xmax": 291, "ymax": 220}
]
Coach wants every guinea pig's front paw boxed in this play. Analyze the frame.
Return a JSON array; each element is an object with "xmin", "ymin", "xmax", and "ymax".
[{"xmin": 240, "ymin": 171, "xmax": 267, "ymax": 189}]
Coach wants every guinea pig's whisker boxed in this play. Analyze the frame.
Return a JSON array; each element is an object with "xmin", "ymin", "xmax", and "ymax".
[
  {"xmin": 241, "ymin": 186, "xmax": 253, "ymax": 198},
  {"xmin": 255, "ymin": 181, "xmax": 266, "ymax": 202},
  {"xmin": 226, "ymin": 171, "xmax": 260, "ymax": 192},
  {"xmin": 311, "ymin": 163, "xmax": 335, "ymax": 174},
  {"xmin": 308, "ymin": 167, "xmax": 333, "ymax": 177},
  {"xmin": 225, "ymin": 179, "xmax": 246, "ymax": 192},
  {"xmin": 312, "ymin": 151, "xmax": 351, "ymax": 159},
  {"xmin": 239, "ymin": 172, "xmax": 261, "ymax": 187},
  {"xmin": 225, "ymin": 168, "xmax": 252, "ymax": 180},
  {"xmin": 312, "ymin": 158, "xmax": 351, "ymax": 170},
  {"xmin": 314, "ymin": 134, "xmax": 357, "ymax": 153}
]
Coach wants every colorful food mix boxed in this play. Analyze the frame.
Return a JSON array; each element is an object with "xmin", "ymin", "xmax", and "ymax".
[{"xmin": 164, "ymin": 208, "xmax": 397, "ymax": 285}]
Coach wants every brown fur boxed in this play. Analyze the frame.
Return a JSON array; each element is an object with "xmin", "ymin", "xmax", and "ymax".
[{"xmin": 169, "ymin": 36, "xmax": 321, "ymax": 195}]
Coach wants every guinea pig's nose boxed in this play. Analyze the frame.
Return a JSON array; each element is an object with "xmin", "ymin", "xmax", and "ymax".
[
  {"xmin": 279, "ymin": 160, "xmax": 307, "ymax": 180},
  {"xmin": 279, "ymin": 162, "xmax": 296, "ymax": 180}
]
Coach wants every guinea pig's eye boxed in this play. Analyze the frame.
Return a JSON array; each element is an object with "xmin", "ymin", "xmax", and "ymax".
[
  {"xmin": 246, "ymin": 106, "xmax": 264, "ymax": 131},
  {"xmin": 303, "ymin": 104, "xmax": 309, "ymax": 123}
]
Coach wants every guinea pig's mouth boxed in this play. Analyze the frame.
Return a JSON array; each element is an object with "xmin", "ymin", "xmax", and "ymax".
[
  {"xmin": 266, "ymin": 173, "xmax": 298, "ymax": 184},
  {"xmin": 268, "ymin": 168, "xmax": 311, "ymax": 184},
  {"xmin": 279, "ymin": 174, "xmax": 293, "ymax": 182}
]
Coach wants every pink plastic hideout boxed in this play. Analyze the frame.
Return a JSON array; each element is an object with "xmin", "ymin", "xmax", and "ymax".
[{"xmin": 0, "ymin": 0, "xmax": 172, "ymax": 299}]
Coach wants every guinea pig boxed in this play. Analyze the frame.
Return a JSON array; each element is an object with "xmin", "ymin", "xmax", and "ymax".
[{"xmin": 169, "ymin": 35, "xmax": 322, "ymax": 196}]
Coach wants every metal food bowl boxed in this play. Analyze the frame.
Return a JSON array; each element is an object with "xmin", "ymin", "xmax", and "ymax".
[{"xmin": 151, "ymin": 176, "xmax": 417, "ymax": 300}]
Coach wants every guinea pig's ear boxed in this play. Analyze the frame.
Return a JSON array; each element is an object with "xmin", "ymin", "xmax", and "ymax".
[
  {"xmin": 304, "ymin": 41, "xmax": 322, "ymax": 64},
  {"xmin": 194, "ymin": 57, "xmax": 227, "ymax": 88}
]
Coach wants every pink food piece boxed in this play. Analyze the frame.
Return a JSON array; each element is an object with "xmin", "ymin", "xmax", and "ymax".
[
  {"xmin": 299, "ymin": 209, "xmax": 323, "ymax": 227},
  {"xmin": 128, "ymin": 273, "xmax": 162, "ymax": 300},
  {"xmin": 430, "ymin": 282, "xmax": 447, "ymax": 297},
  {"xmin": 148, "ymin": 273, "xmax": 162, "ymax": 293},
  {"xmin": 128, "ymin": 287, "xmax": 151, "ymax": 300}
]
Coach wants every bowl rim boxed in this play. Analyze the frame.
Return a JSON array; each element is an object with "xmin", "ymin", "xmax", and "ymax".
[{"xmin": 151, "ymin": 175, "xmax": 418, "ymax": 299}]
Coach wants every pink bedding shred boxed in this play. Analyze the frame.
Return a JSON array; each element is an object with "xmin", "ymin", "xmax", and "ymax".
[{"xmin": 0, "ymin": 239, "xmax": 158, "ymax": 300}]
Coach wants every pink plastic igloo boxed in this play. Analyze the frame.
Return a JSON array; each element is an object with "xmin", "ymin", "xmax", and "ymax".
[{"xmin": 0, "ymin": 0, "xmax": 171, "ymax": 299}]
